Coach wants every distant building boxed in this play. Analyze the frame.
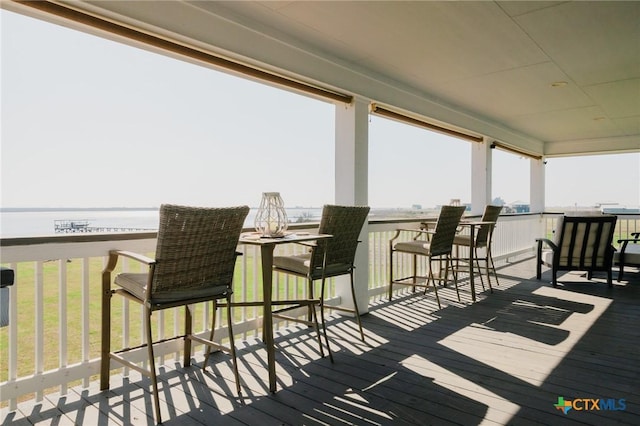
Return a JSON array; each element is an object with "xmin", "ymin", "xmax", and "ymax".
[
  {"xmin": 603, "ymin": 207, "xmax": 640, "ymax": 214},
  {"xmin": 509, "ymin": 201, "xmax": 530, "ymax": 213}
]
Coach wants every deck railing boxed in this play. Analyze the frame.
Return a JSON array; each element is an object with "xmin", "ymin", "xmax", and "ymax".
[{"xmin": 1, "ymin": 213, "xmax": 638, "ymax": 410}]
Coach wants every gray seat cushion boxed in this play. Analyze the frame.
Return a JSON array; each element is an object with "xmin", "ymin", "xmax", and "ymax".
[
  {"xmin": 453, "ymin": 233, "xmax": 490, "ymax": 249},
  {"xmin": 115, "ymin": 273, "xmax": 148, "ymax": 301},
  {"xmin": 274, "ymin": 253, "xmax": 353, "ymax": 278},
  {"xmin": 453, "ymin": 234, "xmax": 472, "ymax": 246},
  {"xmin": 115, "ymin": 273, "xmax": 229, "ymax": 304},
  {"xmin": 540, "ymin": 250, "xmax": 554, "ymax": 267},
  {"xmin": 273, "ymin": 254, "xmax": 311, "ymax": 275},
  {"xmin": 394, "ymin": 240, "xmax": 433, "ymax": 256}
]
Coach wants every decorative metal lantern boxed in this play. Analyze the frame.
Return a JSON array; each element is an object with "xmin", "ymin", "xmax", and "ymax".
[{"xmin": 254, "ymin": 192, "xmax": 288, "ymax": 237}]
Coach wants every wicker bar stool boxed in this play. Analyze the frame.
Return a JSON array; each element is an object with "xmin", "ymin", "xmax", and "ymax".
[
  {"xmin": 100, "ymin": 204, "xmax": 249, "ymax": 424},
  {"xmin": 389, "ymin": 205, "xmax": 465, "ymax": 308},
  {"xmin": 273, "ymin": 205, "xmax": 370, "ymax": 351}
]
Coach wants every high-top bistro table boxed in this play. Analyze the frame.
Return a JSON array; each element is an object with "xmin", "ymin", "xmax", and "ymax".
[
  {"xmin": 237, "ymin": 232, "xmax": 332, "ymax": 393},
  {"xmin": 452, "ymin": 220, "xmax": 495, "ymax": 302}
]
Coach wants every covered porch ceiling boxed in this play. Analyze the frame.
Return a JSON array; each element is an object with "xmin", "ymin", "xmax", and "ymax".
[{"xmin": 5, "ymin": 1, "xmax": 640, "ymax": 157}]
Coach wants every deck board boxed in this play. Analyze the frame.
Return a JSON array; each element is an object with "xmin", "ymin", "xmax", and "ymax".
[{"xmin": 3, "ymin": 257, "xmax": 639, "ymax": 425}]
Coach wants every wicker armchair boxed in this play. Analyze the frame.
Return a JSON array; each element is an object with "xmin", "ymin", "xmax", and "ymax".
[
  {"xmin": 536, "ymin": 215, "xmax": 617, "ymax": 287},
  {"xmin": 100, "ymin": 204, "xmax": 249, "ymax": 424},
  {"xmin": 389, "ymin": 205, "xmax": 465, "ymax": 308},
  {"xmin": 273, "ymin": 205, "xmax": 370, "ymax": 349},
  {"xmin": 453, "ymin": 205, "xmax": 503, "ymax": 292}
]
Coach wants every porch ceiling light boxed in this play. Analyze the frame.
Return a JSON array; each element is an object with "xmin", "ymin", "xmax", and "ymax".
[{"xmin": 550, "ymin": 81, "xmax": 568, "ymax": 88}]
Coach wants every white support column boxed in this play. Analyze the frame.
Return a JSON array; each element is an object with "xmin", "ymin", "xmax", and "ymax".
[
  {"xmin": 530, "ymin": 157, "xmax": 546, "ymax": 213},
  {"xmin": 470, "ymin": 138, "xmax": 492, "ymax": 215},
  {"xmin": 334, "ymin": 98, "xmax": 369, "ymax": 315}
]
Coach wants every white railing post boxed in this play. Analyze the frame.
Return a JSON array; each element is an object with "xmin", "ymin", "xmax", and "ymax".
[
  {"xmin": 35, "ymin": 261, "xmax": 44, "ymax": 402},
  {"xmin": 82, "ymin": 258, "xmax": 91, "ymax": 388},
  {"xmin": 8, "ymin": 262, "xmax": 18, "ymax": 411},
  {"xmin": 59, "ymin": 259, "xmax": 68, "ymax": 396}
]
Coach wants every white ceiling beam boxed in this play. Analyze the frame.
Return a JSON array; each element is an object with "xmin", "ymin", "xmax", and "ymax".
[{"xmin": 544, "ymin": 136, "xmax": 640, "ymax": 157}]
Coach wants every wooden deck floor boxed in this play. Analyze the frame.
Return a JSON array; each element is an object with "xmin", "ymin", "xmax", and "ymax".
[{"xmin": 3, "ymin": 257, "xmax": 639, "ymax": 425}]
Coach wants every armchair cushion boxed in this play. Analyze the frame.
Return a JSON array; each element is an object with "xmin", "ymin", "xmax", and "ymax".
[
  {"xmin": 539, "ymin": 249, "xmax": 555, "ymax": 268},
  {"xmin": 613, "ymin": 232, "xmax": 640, "ymax": 280},
  {"xmin": 613, "ymin": 244, "xmax": 640, "ymax": 265},
  {"xmin": 556, "ymin": 219, "xmax": 612, "ymax": 267}
]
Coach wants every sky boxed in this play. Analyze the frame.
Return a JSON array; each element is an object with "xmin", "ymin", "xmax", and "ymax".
[{"xmin": 2, "ymin": 10, "xmax": 639, "ymax": 210}]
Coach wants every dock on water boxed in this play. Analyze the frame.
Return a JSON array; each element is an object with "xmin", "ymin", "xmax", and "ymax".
[{"xmin": 53, "ymin": 219, "xmax": 154, "ymax": 233}]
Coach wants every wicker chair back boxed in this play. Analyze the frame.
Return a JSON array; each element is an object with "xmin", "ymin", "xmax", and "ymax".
[
  {"xmin": 151, "ymin": 204, "xmax": 250, "ymax": 298},
  {"xmin": 309, "ymin": 205, "xmax": 370, "ymax": 277},
  {"xmin": 429, "ymin": 205, "xmax": 466, "ymax": 256},
  {"xmin": 475, "ymin": 205, "xmax": 503, "ymax": 247}
]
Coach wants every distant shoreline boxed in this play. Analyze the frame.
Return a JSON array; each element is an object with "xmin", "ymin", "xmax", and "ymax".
[
  {"xmin": 0, "ymin": 206, "xmax": 324, "ymax": 213},
  {"xmin": 0, "ymin": 207, "xmax": 160, "ymax": 213}
]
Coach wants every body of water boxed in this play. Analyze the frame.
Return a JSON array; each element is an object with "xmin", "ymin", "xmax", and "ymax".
[{"xmin": 0, "ymin": 208, "xmax": 323, "ymax": 238}]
